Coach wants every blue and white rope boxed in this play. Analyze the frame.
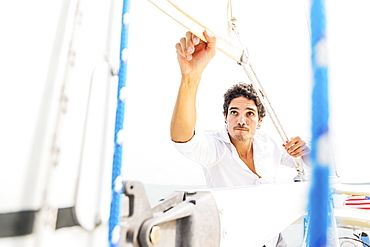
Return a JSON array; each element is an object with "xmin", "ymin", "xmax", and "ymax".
[
  {"xmin": 307, "ymin": 0, "xmax": 331, "ymax": 246},
  {"xmin": 108, "ymin": 0, "xmax": 131, "ymax": 246}
]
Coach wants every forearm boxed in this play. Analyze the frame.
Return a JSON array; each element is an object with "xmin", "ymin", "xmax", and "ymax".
[
  {"xmin": 171, "ymin": 30, "xmax": 216, "ymax": 142},
  {"xmin": 170, "ymin": 74, "xmax": 201, "ymax": 142}
]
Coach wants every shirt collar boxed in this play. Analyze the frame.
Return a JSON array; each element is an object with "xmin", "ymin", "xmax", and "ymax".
[{"xmin": 219, "ymin": 125, "xmax": 232, "ymax": 144}]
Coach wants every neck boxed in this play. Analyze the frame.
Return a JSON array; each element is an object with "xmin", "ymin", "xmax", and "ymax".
[
  {"xmin": 230, "ymin": 136, "xmax": 254, "ymax": 158},
  {"xmin": 231, "ymin": 135, "xmax": 260, "ymax": 177}
]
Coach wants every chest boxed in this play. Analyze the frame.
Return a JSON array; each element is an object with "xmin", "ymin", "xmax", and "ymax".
[{"xmin": 238, "ymin": 153, "xmax": 259, "ymax": 177}]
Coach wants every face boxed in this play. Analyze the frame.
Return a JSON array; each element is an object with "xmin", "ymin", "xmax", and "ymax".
[{"xmin": 224, "ymin": 96, "xmax": 262, "ymax": 142}]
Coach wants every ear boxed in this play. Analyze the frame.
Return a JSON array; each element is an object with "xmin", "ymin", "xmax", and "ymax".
[
  {"xmin": 223, "ymin": 113, "xmax": 227, "ymax": 123},
  {"xmin": 258, "ymin": 117, "xmax": 263, "ymax": 125}
]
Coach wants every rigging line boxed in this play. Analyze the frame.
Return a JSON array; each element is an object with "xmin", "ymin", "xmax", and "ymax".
[
  {"xmin": 227, "ymin": 0, "xmax": 236, "ymax": 47},
  {"xmin": 227, "ymin": 1, "xmax": 287, "ymax": 143},
  {"xmin": 239, "ymin": 63, "xmax": 285, "ymax": 143},
  {"xmin": 239, "ymin": 61, "xmax": 306, "ymax": 178},
  {"xmin": 164, "ymin": 0, "xmax": 241, "ymax": 63},
  {"xmin": 228, "ymin": 0, "xmax": 233, "ymax": 22},
  {"xmin": 235, "ymin": 45, "xmax": 306, "ymax": 178},
  {"xmin": 237, "ymin": 0, "xmax": 313, "ymax": 146},
  {"xmin": 165, "ymin": 1, "xmax": 203, "ymax": 34},
  {"xmin": 108, "ymin": 0, "xmax": 130, "ymax": 246},
  {"xmin": 230, "ymin": 8, "xmax": 306, "ymax": 180},
  {"xmin": 231, "ymin": 22, "xmax": 289, "ymax": 143},
  {"xmin": 166, "ymin": 0, "xmax": 230, "ymax": 45},
  {"xmin": 249, "ymin": 63, "xmax": 289, "ymax": 141},
  {"xmin": 247, "ymin": 63, "xmax": 307, "ymax": 179},
  {"xmin": 339, "ymin": 237, "xmax": 370, "ymax": 247}
]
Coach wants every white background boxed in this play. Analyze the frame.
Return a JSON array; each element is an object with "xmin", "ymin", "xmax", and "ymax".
[
  {"xmin": 1, "ymin": 1, "xmax": 368, "ymax": 246},
  {"xmin": 123, "ymin": 0, "xmax": 370, "ymax": 185},
  {"xmin": 1, "ymin": 0, "xmax": 370, "ymax": 192}
]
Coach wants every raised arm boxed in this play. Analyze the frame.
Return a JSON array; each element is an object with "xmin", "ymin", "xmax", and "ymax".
[{"xmin": 170, "ymin": 30, "xmax": 217, "ymax": 142}]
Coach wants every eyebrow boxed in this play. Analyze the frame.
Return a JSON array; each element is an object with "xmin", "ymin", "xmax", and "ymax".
[{"xmin": 229, "ymin": 106, "xmax": 257, "ymax": 112}]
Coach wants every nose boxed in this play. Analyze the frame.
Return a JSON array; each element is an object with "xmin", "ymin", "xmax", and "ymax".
[{"xmin": 237, "ymin": 116, "xmax": 246, "ymax": 126}]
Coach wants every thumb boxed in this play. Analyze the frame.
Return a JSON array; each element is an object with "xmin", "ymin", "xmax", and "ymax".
[{"xmin": 203, "ymin": 29, "xmax": 217, "ymax": 52}]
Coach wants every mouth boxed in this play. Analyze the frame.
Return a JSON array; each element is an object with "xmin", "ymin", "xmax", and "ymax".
[{"xmin": 233, "ymin": 127, "xmax": 249, "ymax": 131}]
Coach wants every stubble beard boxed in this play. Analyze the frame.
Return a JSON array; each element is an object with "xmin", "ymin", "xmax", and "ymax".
[{"xmin": 230, "ymin": 130, "xmax": 251, "ymax": 142}]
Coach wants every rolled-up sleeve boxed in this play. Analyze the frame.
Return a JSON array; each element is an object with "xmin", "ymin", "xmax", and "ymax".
[{"xmin": 173, "ymin": 132, "xmax": 222, "ymax": 167}]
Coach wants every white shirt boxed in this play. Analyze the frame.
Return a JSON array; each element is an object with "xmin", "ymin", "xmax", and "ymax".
[
  {"xmin": 173, "ymin": 126, "xmax": 297, "ymax": 188},
  {"xmin": 173, "ymin": 126, "xmax": 299, "ymax": 247}
]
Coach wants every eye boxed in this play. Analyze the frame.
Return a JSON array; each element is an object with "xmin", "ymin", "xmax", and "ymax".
[
  {"xmin": 247, "ymin": 111, "xmax": 255, "ymax": 116},
  {"xmin": 230, "ymin": 110, "xmax": 238, "ymax": 115}
]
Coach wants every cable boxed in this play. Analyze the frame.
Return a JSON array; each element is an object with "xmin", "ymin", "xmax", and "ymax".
[{"xmin": 339, "ymin": 237, "xmax": 370, "ymax": 247}]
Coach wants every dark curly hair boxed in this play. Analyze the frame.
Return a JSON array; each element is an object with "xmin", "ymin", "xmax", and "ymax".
[{"xmin": 223, "ymin": 83, "xmax": 266, "ymax": 119}]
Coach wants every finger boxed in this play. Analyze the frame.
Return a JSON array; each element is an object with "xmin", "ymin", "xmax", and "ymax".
[
  {"xmin": 292, "ymin": 150, "xmax": 309, "ymax": 158},
  {"xmin": 176, "ymin": 37, "xmax": 186, "ymax": 54},
  {"xmin": 290, "ymin": 143, "xmax": 310, "ymax": 157},
  {"xmin": 289, "ymin": 136, "xmax": 301, "ymax": 144},
  {"xmin": 285, "ymin": 137, "xmax": 301, "ymax": 150},
  {"xmin": 175, "ymin": 42, "xmax": 183, "ymax": 56},
  {"xmin": 192, "ymin": 33, "xmax": 200, "ymax": 45},
  {"xmin": 204, "ymin": 29, "xmax": 215, "ymax": 41},
  {"xmin": 176, "ymin": 42, "xmax": 191, "ymax": 61},
  {"xmin": 185, "ymin": 31, "xmax": 195, "ymax": 55},
  {"xmin": 290, "ymin": 146, "xmax": 307, "ymax": 157},
  {"xmin": 203, "ymin": 29, "xmax": 217, "ymax": 53},
  {"xmin": 288, "ymin": 141, "xmax": 305, "ymax": 154},
  {"xmin": 179, "ymin": 37, "xmax": 192, "ymax": 60}
]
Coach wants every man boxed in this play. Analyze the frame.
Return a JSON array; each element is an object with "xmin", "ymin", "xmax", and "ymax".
[{"xmin": 171, "ymin": 30, "xmax": 310, "ymax": 246}]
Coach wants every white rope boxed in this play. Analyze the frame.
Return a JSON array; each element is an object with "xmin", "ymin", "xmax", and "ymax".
[{"xmin": 228, "ymin": 0, "xmax": 306, "ymax": 180}]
